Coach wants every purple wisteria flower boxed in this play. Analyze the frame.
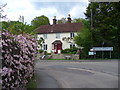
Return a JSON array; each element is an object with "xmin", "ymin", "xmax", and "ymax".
[{"xmin": 1, "ymin": 30, "xmax": 37, "ymax": 89}]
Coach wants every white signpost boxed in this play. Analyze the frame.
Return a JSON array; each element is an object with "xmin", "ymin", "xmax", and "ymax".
[
  {"xmin": 89, "ymin": 52, "xmax": 94, "ymax": 55},
  {"xmin": 92, "ymin": 47, "xmax": 113, "ymax": 51},
  {"xmin": 90, "ymin": 47, "xmax": 113, "ymax": 58}
]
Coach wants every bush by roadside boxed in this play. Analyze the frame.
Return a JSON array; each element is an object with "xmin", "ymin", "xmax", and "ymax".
[{"xmin": 1, "ymin": 30, "xmax": 37, "ymax": 89}]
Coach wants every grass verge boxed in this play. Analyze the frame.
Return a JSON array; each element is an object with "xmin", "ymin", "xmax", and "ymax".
[{"xmin": 26, "ymin": 74, "xmax": 37, "ymax": 88}]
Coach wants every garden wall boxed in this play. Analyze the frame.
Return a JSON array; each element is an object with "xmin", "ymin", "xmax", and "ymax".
[{"xmin": 49, "ymin": 54, "xmax": 79, "ymax": 60}]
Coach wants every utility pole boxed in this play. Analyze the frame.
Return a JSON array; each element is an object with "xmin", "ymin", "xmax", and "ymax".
[
  {"xmin": 90, "ymin": 8, "xmax": 94, "ymax": 58},
  {"xmin": 102, "ymin": 42, "xmax": 104, "ymax": 59},
  {"xmin": 90, "ymin": 9, "xmax": 93, "ymax": 30}
]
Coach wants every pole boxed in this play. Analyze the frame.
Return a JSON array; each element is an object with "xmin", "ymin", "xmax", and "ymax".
[
  {"xmin": 110, "ymin": 51, "xmax": 111, "ymax": 59},
  {"xmin": 102, "ymin": 42, "xmax": 104, "ymax": 59},
  {"xmin": 102, "ymin": 45, "xmax": 103, "ymax": 59},
  {"xmin": 90, "ymin": 8, "xmax": 93, "ymax": 56},
  {"xmin": 90, "ymin": 9, "xmax": 93, "ymax": 30}
]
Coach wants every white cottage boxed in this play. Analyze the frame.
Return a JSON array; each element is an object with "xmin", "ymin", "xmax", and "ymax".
[{"xmin": 36, "ymin": 15, "xmax": 82, "ymax": 54}]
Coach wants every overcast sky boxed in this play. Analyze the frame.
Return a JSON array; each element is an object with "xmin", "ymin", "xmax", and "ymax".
[{"xmin": 1, "ymin": 0, "xmax": 89, "ymax": 25}]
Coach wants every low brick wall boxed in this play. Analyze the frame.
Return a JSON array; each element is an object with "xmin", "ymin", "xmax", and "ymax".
[
  {"xmin": 51, "ymin": 54, "xmax": 79, "ymax": 60},
  {"xmin": 37, "ymin": 53, "xmax": 79, "ymax": 60}
]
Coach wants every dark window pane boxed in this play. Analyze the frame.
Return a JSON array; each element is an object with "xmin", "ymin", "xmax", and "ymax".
[{"xmin": 46, "ymin": 45, "xmax": 47, "ymax": 50}]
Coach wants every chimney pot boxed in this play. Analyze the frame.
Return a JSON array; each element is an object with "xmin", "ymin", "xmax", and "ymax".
[
  {"xmin": 54, "ymin": 16, "xmax": 56, "ymax": 19},
  {"xmin": 67, "ymin": 14, "xmax": 71, "ymax": 23},
  {"xmin": 68, "ymin": 14, "xmax": 70, "ymax": 18},
  {"xmin": 53, "ymin": 16, "xmax": 57, "ymax": 25}
]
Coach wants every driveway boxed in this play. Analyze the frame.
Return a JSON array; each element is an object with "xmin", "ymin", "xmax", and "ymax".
[{"xmin": 35, "ymin": 60, "xmax": 118, "ymax": 88}]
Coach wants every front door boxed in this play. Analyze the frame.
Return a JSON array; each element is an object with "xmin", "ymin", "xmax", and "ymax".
[
  {"xmin": 54, "ymin": 44, "xmax": 61, "ymax": 54},
  {"xmin": 52, "ymin": 40, "xmax": 62, "ymax": 54}
]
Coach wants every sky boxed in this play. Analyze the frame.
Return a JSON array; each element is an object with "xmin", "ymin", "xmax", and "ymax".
[{"xmin": 0, "ymin": 0, "xmax": 89, "ymax": 25}]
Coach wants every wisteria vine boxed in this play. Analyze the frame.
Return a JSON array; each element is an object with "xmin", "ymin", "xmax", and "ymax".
[{"xmin": 0, "ymin": 30, "xmax": 37, "ymax": 89}]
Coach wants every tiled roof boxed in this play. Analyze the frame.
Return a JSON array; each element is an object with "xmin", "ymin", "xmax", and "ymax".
[{"xmin": 36, "ymin": 22, "xmax": 82, "ymax": 34}]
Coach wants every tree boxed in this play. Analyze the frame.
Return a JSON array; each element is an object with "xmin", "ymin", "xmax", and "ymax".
[
  {"xmin": 0, "ymin": 3, "xmax": 7, "ymax": 20},
  {"xmin": 19, "ymin": 15, "xmax": 24, "ymax": 23},
  {"xmin": 85, "ymin": 2, "xmax": 120, "ymax": 58},
  {"xmin": 74, "ymin": 19, "xmax": 92, "ymax": 59},
  {"xmin": 31, "ymin": 15, "xmax": 50, "ymax": 29},
  {"xmin": 1, "ymin": 21, "xmax": 36, "ymax": 35},
  {"xmin": 0, "ymin": 3, "xmax": 7, "ymax": 31},
  {"xmin": 0, "ymin": 4, "xmax": 35, "ymax": 35},
  {"xmin": 57, "ymin": 18, "xmax": 67, "ymax": 24},
  {"xmin": 72, "ymin": 18, "xmax": 89, "ymax": 27}
]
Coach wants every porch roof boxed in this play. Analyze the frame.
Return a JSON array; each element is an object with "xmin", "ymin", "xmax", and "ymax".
[{"xmin": 52, "ymin": 40, "xmax": 62, "ymax": 44}]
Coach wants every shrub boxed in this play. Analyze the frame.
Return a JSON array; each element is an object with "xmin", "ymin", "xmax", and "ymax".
[
  {"xmin": 38, "ymin": 49, "xmax": 43, "ymax": 53},
  {"xmin": 0, "ymin": 30, "xmax": 37, "ymax": 89},
  {"xmin": 61, "ymin": 47, "xmax": 78, "ymax": 54}
]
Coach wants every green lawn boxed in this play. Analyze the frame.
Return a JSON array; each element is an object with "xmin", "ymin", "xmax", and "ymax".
[{"xmin": 48, "ymin": 58, "xmax": 117, "ymax": 60}]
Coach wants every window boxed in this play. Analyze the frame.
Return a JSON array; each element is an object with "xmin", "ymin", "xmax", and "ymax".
[
  {"xmin": 43, "ymin": 44, "xmax": 47, "ymax": 50},
  {"xmin": 70, "ymin": 44, "xmax": 75, "ymax": 48},
  {"xmin": 70, "ymin": 32, "xmax": 74, "ymax": 38},
  {"xmin": 43, "ymin": 34, "xmax": 47, "ymax": 39},
  {"xmin": 56, "ymin": 33, "xmax": 60, "ymax": 38}
]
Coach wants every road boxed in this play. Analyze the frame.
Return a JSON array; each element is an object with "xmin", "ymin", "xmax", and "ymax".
[{"xmin": 35, "ymin": 60, "xmax": 118, "ymax": 88}]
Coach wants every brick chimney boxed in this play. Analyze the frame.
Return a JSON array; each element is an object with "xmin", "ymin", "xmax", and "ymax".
[
  {"xmin": 67, "ymin": 14, "xmax": 71, "ymax": 23},
  {"xmin": 53, "ymin": 16, "xmax": 57, "ymax": 25}
]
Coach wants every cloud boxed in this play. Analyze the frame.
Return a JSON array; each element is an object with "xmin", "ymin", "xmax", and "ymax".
[
  {"xmin": 1, "ymin": 0, "xmax": 34, "ymax": 23},
  {"xmin": 30, "ymin": 0, "xmax": 89, "ymax": 3},
  {"xmin": 27, "ymin": 7, "xmax": 65, "ymax": 24},
  {"xmin": 1, "ymin": 0, "xmax": 89, "ymax": 25},
  {"xmin": 1, "ymin": 0, "xmax": 65, "ymax": 24},
  {"xmin": 68, "ymin": 5, "xmax": 87, "ymax": 19}
]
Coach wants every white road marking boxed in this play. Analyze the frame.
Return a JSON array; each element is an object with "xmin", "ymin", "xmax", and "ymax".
[
  {"xmin": 68, "ymin": 67, "xmax": 118, "ymax": 78},
  {"xmin": 68, "ymin": 67, "xmax": 97, "ymax": 74}
]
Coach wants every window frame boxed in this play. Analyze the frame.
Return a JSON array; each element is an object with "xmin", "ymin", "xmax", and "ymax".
[
  {"xmin": 43, "ymin": 44, "xmax": 47, "ymax": 50},
  {"xmin": 70, "ymin": 32, "xmax": 75, "ymax": 38},
  {"xmin": 70, "ymin": 43, "xmax": 75, "ymax": 48},
  {"xmin": 43, "ymin": 34, "xmax": 47, "ymax": 39},
  {"xmin": 56, "ymin": 33, "xmax": 60, "ymax": 39}
]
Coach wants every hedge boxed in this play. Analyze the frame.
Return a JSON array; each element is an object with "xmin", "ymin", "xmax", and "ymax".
[
  {"xmin": 0, "ymin": 30, "xmax": 37, "ymax": 89},
  {"xmin": 61, "ymin": 47, "xmax": 78, "ymax": 54}
]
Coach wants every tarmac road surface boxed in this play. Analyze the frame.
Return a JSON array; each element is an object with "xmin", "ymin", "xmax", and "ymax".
[{"xmin": 35, "ymin": 60, "xmax": 118, "ymax": 88}]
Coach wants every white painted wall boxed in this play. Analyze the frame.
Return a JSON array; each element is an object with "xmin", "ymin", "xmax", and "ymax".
[{"xmin": 37, "ymin": 32, "xmax": 77, "ymax": 53}]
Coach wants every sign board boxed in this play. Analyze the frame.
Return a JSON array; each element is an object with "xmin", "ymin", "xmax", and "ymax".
[
  {"xmin": 92, "ymin": 47, "xmax": 113, "ymax": 51},
  {"xmin": 89, "ymin": 51, "xmax": 94, "ymax": 55},
  {"xmin": 90, "ymin": 49, "xmax": 93, "ymax": 51}
]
